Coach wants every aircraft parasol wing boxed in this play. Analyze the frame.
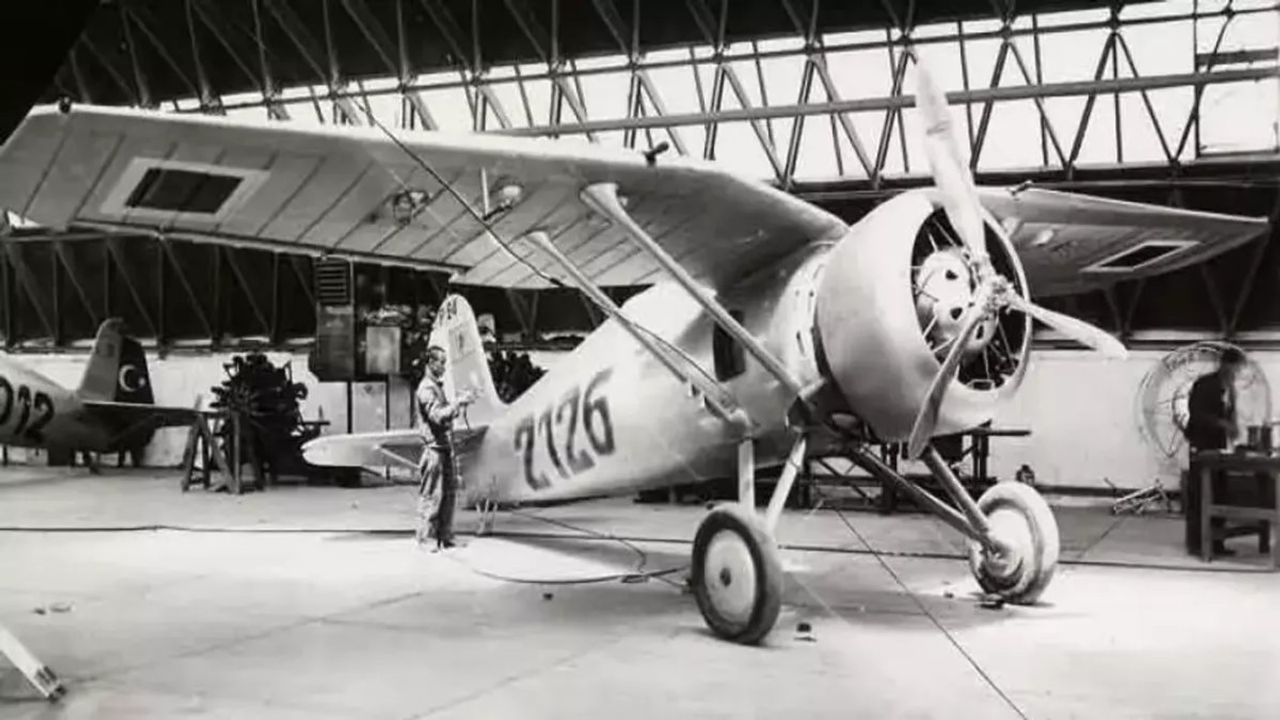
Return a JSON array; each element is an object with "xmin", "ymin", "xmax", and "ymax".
[{"xmin": 0, "ymin": 104, "xmax": 1265, "ymax": 296}]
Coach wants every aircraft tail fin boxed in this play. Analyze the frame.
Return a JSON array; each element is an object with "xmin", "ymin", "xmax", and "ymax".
[
  {"xmin": 77, "ymin": 319, "xmax": 156, "ymax": 405},
  {"xmin": 429, "ymin": 294, "xmax": 505, "ymax": 428}
]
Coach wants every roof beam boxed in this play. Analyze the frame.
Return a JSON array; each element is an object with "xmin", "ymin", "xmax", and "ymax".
[
  {"xmin": 53, "ymin": 241, "xmax": 101, "ymax": 327},
  {"xmin": 104, "ymin": 238, "xmax": 158, "ymax": 338},
  {"xmin": 251, "ymin": 0, "xmax": 290, "ymax": 120},
  {"xmin": 503, "ymin": 0, "xmax": 551, "ymax": 64},
  {"xmin": 394, "ymin": 0, "xmax": 437, "ymax": 130},
  {"xmin": 222, "ymin": 247, "xmax": 271, "ymax": 337},
  {"xmin": 1, "ymin": 243, "xmax": 55, "ymax": 340},
  {"xmin": 288, "ymin": 256, "xmax": 316, "ymax": 308},
  {"xmin": 339, "ymin": 0, "xmax": 400, "ymax": 77},
  {"xmin": 414, "ymin": 0, "xmax": 472, "ymax": 71},
  {"xmin": 122, "ymin": 4, "xmax": 201, "ymax": 103},
  {"xmin": 118, "ymin": 3, "xmax": 155, "ymax": 107},
  {"xmin": 501, "ymin": 67, "xmax": 1276, "ymax": 136},
  {"xmin": 159, "ymin": 241, "xmax": 214, "ymax": 338},
  {"xmin": 590, "ymin": 0, "xmax": 631, "ymax": 57},
  {"xmin": 68, "ymin": 45, "xmax": 95, "ymax": 104},
  {"xmin": 684, "ymin": 0, "xmax": 719, "ymax": 46},
  {"xmin": 190, "ymin": 0, "xmax": 269, "ymax": 96},
  {"xmin": 263, "ymin": 0, "xmax": 329, "ymax": 84},
  {"xmin": 77, "ymin": 35, "xmax": 141, "ymax": 106},
  {"xmin": 184, "ymin": 0, "xmax": 222, "ymax": 112},
  {"xmin": 811, "ymin": 56, "xmax": 876, "ymax": 177}
]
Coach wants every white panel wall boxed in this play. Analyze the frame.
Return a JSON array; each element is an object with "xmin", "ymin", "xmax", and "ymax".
[{"xmin": 988, "ymin": 349, "xmax": 1280, "ymax": 490}]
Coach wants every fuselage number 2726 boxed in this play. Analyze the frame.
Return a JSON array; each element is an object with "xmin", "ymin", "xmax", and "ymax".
[{"xmin": 514, "ymin": 367, "xmax": 615, "ymax": 490}]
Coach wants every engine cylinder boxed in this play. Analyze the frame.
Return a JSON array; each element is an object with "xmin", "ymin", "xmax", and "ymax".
[{"xmin": 813, "ymin": 189, "xmax": 1031, "ymax": 441}]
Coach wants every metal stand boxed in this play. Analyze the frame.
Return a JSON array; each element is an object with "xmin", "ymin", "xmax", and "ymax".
[
  {"xmin": 0, "ymin": 624, "xmax": 63, "ymax": 700},
  {"xmin": 180, "ymin": 412, "xmax": 235, "ymax": 493}
]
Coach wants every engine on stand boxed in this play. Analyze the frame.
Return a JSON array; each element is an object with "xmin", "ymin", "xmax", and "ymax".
[{"xmin": 208, "ymin": 352, "xmax": 350, "ymax": 489}]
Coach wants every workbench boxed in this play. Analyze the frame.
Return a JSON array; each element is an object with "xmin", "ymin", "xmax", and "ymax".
[{"xmin": 1189, "ymin": 450, "xmax": 1280, "ymax": 568}]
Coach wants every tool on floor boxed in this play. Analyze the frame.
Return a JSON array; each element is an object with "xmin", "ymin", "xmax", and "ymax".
[
  {"xmin": 1109, "ymin": 479, "xmax": 1174, "ymax": 515},
  {"xmin": 0, "ymin": 623, "xmax": 63, "ymax": 700}
]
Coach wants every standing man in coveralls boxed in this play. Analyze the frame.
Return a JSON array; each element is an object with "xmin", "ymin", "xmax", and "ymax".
[
  {"xmin": 416, "ymin": 345, "xmax": 474, "ymax": 549},
  {"xmin": 1185, "ymin": 347, "xmax": 1246, "ymax": 556}
]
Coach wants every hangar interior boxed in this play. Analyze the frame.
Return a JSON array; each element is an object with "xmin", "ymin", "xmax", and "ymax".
[
  {"xmin": 3, "ymin": 0, "xmax": 1279, "ymax": 487},
  {"xmin": 1, "ymin": 1, "xmax": 1279, "ymax": 718}
]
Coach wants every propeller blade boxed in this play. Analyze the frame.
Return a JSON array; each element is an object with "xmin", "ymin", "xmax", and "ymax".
[
  {"xmin": 915, "ymin": 62, "xmax": 987, "ymax": 265},
  {"xmin": 907, "ymin": 293, "xmax": 990, "ymax": 459},
  {"xmin": 1005, "ymin": 293, "xmax": 1129, "ymax": 359}
]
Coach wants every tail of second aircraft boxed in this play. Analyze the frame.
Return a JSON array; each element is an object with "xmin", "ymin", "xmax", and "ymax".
[
  {"xmin": 428, "ymin": 294, "xmax": 505, "ymax": 428},
  {"xmin": 77, "ymin": 319, "xmax": 156, "ymax": 405}
]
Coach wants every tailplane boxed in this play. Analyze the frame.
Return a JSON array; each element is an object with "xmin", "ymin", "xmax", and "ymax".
[
  {"xmin": 428, "ymin": 294, "xmax": 505, "ymax": 427},
  {"xmin": 77, "ymin": 319, "xmax": 155, "ymax": 405}
]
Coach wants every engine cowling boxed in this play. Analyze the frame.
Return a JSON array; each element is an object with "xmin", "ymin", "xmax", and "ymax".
[{"xmin": 813, "ymin": 189, "xmax": 1032, "ymax": 441}]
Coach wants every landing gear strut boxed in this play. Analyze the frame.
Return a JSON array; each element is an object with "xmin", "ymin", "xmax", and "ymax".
[
  {"xmin": 690, "ymin": 435, "xmax": 807, "ymax": 644},
  {"xmin": 851, "ymin": 443, "xmax": 1060, "ymax": 604}
]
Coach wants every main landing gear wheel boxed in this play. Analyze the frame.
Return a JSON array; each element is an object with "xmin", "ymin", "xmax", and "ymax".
[
  {"xmin": 967, "ymin": 482, "xmax": 1060, "ymax": 604},
  {"xmin": 691, "ymin": 504, "xmax": 783, "ymax": 645}
]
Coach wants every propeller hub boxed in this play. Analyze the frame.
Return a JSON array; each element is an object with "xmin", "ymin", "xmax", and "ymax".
[{"xmin": 915, "ymin": 248, "xmax": 997, "ymax": 357}]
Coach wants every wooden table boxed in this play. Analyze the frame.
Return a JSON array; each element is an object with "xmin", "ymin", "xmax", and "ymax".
[{"xmin": 1193, "ymin": 450, "xmax": 1280, "ymax": 568}]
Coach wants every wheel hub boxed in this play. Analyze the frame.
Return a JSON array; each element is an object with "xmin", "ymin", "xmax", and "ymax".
[
  {"xmin": 703, "ymin": 531, "xmax": 757, "ymax": 625},
  {"xmin": 979, "ymin": 505, "xmax": 1033, "ymax": 581}
]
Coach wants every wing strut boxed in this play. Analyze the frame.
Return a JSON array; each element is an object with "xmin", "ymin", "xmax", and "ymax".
[
  {"xmin": 525, "ymin": 230, "xmax": 750, "ymax": 433},
  {"xmin": 580, "ymin": 183, "xmax": 806, "ymax": 400}
]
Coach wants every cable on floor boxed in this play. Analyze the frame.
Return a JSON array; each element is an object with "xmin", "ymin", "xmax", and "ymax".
[
  {"xmin": 440, "ymin": 507, "xmax": 690, "ymax": 588},
  {"xmin": 806, "ymin": 483, "xmax": 1030, "ymax": 720}
]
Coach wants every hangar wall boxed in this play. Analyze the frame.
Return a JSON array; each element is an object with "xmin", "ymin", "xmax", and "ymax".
[
  {"xmin": 990, "ymin": 349, "xmax": 1280, "ymax": 490},
  {"xmin": 0, "ymin": 349, "xmax": 561, "ymax": 468},
  {"xmin": 6, "ymin": 348, "xmax": 1280, "ymax": 491},
  {"xmin": 2, "ymin": 351, "xmax": 404, "ymax": 467}
]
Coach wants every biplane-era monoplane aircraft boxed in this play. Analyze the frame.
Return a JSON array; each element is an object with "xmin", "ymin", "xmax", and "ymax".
[
  {"xmin": 0, "ymin": 62, "xmax": 1267, "ymax": 644},
  {"xmin": 0, "ymin": 319, "xmax": 197, "ymax": 469}
]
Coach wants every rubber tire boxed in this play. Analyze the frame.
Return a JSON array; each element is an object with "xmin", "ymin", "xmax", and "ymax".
[
  {"xmin": 691, "ymin": 503, "xmax": 783, "ymax": 645},
  {"xmin": 967, "ymin": 482, "xmax": 1060, "ymax": 604}
]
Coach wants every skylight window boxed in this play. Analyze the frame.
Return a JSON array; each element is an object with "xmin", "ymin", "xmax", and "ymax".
[{"xmin": 1085, "ymin": 240, "xmax": 1196, "ymax": 272}]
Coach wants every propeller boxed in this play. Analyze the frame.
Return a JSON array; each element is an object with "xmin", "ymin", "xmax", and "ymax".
[
  {"xmin": 907, "ymin": 287, "xmax": 993, "ymax": 459},
  {"xmin": 905, "ymin": 60, "xmax": 1129, "ymax": 459},
  {"xmin": 1003, "ymin": 293, "xmax": 1129, "ymax": 359},
  {"xmin": 916, "ymin": 60, "xmax": 988, "ymax": 270}
]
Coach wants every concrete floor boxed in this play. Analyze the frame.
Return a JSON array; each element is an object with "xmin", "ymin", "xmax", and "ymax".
[{"xmin": 0, "ymin": 467, "xmax": 1277, "ymax": 719}]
